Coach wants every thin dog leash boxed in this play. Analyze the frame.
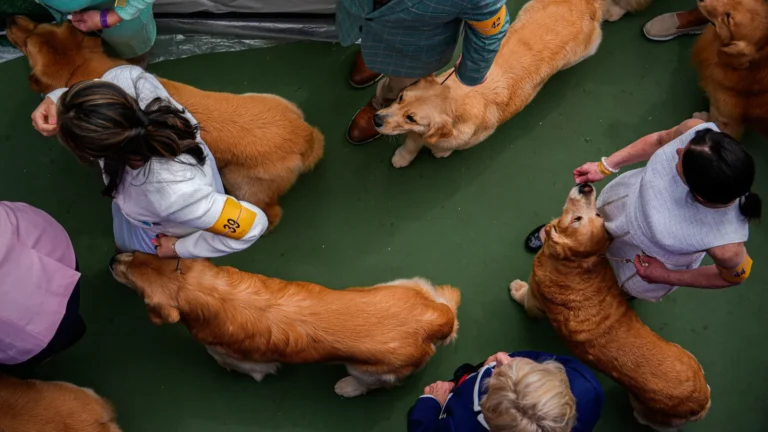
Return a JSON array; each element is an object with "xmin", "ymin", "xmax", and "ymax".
[
  {"xmin": 440, "ymin": 68, "xmax": 456, "ymax": 85},
  {"xmin": 600, "ymin": 251, "xmax": 650, "ymax": 267}
]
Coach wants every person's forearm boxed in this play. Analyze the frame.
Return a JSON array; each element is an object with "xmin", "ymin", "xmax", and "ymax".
[
  {"xmin": 604, "ymin": 128, "xmax": 671, "ymax": 170},
  {"xmin": 106, "ymin": 10, "xmax": 123, "ymax": 27},
  {"xmin": 660, "ymin": 265, "xmax": 736, "ymax": 289}
]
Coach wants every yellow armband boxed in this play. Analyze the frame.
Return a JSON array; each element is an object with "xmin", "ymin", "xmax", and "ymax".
[
  {"xmin": 468, "ymin": 5, "xmax": 507, "ymax": 36},
  {"xmin": 206, "ymin": 197, "xmax": 257, "ymax": 240},
  {"xmin": 717, "ymin": 255, "xmax": 753, "ymax": 283}
]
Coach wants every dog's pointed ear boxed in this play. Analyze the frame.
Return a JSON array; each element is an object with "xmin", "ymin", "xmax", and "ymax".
[
  {"xmin": 146, "ymin": 303, "xmax": 180, "ymax": 325},
  {"xmin": 422, "ymin": 74, "xmax": 439, "ymax": 84},
  {"xmin": 424, "ymin": 121, "xmax": 454, "ymax": 145},
  {"xmin": 718, "ymin": 41, "xmax": 755, "ymax": 69}
]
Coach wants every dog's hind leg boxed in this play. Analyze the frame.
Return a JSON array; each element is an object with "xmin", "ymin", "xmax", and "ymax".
[
  {"xmin": 509, "ymin": 279, "xmax": 545, "ymax": 318},
  {"xmin": 205, "ymin": 346, "xmax": 280, "ymax": 382},
  {"xmin": 334, "ymin": 364, "xmax": 412, "ymax": 398}
]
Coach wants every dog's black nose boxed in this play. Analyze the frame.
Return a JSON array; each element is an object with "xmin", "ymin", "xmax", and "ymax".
[
  {"xmin": 373, "ymin": 113, "xmax": 384, "ymax": 128},
  {"xmin": 578, "ymin": 183, "xmax": 594, "ymax": 195},
  {"xmin": 109, "ymin": 254, "xmax": 119, "ymax": 271}
]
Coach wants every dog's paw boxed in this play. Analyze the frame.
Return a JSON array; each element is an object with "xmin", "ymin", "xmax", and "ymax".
[
  {"xmin": 431, "ymin": 149, "xmax": 453, "ymax": 159},
  {"xmin": 334, "ymin": 376, "xmax": 368, "ymax": 398},
  {"xmin": 692, "ymin": 111, "xmax": 710, "ymax": 121},
  {"xmin": 602, "ymin": 4, "xmax": 627, "ymax": 22},
  {"xmin": 509, "ymin": 280, "xmax": 529, "ymax": 302},
  {"xmin": 391, "ymin": 147, "xmax": 414, "ymax": 168}
]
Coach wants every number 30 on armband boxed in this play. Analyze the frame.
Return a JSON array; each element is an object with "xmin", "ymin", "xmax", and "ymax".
[{"xmin": 206, "ymin": 197, "xmax": 257, "ymax": 240}]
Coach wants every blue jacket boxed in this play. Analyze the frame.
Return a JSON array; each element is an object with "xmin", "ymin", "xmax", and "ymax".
[
  {"xmin": 336, "ymin": 0, "xmax": 511, "ymax": 86},
  {"xmin": 407, "ymin": 351, "xmax": 604, "ymax": 432}
]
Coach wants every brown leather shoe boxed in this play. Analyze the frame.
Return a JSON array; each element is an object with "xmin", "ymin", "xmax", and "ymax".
[
  {"xmin": 346, "ymin": 100, "xmax": 381, "ymax": 145},
  {"xmin": 349, "ymin": 51, "xmax": 383, "ymax": 88}
]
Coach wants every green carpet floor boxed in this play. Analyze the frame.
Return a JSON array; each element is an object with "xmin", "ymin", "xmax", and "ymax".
[{"xmin": 1, "ymin": 1, "xmax": 767, "ymax": 431}]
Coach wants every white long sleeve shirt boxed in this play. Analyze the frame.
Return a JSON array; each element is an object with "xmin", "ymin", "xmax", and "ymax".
[{"xmin": 47, "ymin": 66, "xmax": 268, "ymax": 258}]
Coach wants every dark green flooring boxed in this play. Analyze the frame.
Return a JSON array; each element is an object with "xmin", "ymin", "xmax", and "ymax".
[{"xmin": 1, "ymin": 1, "xmax": 767, "ymax": 431}]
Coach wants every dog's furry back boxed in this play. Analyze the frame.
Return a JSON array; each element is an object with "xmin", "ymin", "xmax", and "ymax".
[
  {"xmin": 169, "ymin": 266, "xmax": 460, "ymax": 367},
  {"xmin": 532, "ymin": 255, "xmax": 711, "ymax": 427},
  {"xmin": 0, "ymin": 375, "xmax": 121, "ymax": 432}
]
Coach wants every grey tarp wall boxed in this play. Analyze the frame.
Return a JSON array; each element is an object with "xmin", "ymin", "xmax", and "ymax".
[{"xmin": 1, "ymin": 0, "xmax": 341, "ymax": 64}]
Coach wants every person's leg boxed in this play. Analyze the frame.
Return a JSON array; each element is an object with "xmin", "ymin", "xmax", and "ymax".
[
  {"xmin": 346, "ymin": 76, "xmax": 419, "ymax": 145},
  {"xmin": 643, "ymin": 8, "xmax": 709, "ymax": 42},
  {"xmin": 23, "ymin": 262, "xmax": 86, "ymax": 364},
  {"xmin": 349, "ymin": 50, "xmax": 383, "ymax": 88}
]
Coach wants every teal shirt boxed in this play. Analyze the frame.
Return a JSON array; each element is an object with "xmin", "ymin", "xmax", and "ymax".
[
  {"xmin": 336, "ymin": 0, "xmax": 510, "ymax": 86},
  {"xmin": 39, "ymin": 0, "xmax": 156, "ymax": 58}
]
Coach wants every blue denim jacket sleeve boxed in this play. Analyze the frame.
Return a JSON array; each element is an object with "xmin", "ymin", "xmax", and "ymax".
[
  {"xmin": 456, "ymin": 0, "xmax": 511, "ymax": 86},
  {"xmin": 115, "ymin": 0, "xmax": 155, "ymax": 21}
]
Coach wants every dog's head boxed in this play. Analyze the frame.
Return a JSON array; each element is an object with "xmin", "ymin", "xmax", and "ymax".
[
  {"xmin": 373, "ymin": 75, "xmax": 455, "ymax": 144},
  {"xmin": 6, "ymin": 16, "xmax": 103, "ymax": 93},
  {"xmin": 698, "ymin": 0, "xmax": 768, "ymax": 68},
  {"xmin": 110, "ymin": 252, "xmax": 214, "ymax": 325},
  {"xmin": 542, "ymin": 184, "xmax": 609, "ymax": 259}
]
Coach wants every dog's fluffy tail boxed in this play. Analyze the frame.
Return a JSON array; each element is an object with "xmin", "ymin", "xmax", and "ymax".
[
  {"xmin": 301, "ymin": 126, "xmax": 325, "ymax": 172},
  {"xmin": 433, "ymin": 284, "xmax": 461, "ymax": 346}
]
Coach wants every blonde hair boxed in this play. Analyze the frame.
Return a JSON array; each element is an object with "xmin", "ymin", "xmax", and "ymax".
[{"xmin": 480, "ymin": 358, "xmax": 577, "ymax": 432}]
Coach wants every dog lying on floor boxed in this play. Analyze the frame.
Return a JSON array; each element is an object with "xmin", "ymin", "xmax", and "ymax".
[
  {"xmin": 509, "ymin": 184, "xmax": 711, "ymax": 431},
  {"xmin": 373, "ymin": 0, "xmax": 603, "ymax": 168},
  {"xmin": 692, "ymin": 0, "xmax": 768, "ymax": 139},
  {"xmin": 6, "ymin": 17, "xmax": 324, "ymax": 230},
  {"xmin": 109, "ymin": 252, "xmax": 461, "ymax": 397},
  {"xmin": 0, "ymin": 375, "xmax": 122, "ymax": 432}
]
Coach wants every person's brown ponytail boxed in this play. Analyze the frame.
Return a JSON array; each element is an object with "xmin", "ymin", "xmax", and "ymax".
[{"xmin": 56, "ymin": 79, "xmax": 206, "ymax": 198}]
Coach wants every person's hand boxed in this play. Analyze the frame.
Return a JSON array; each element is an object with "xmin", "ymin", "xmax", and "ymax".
[
  {"xmin": 31, "ymin": 97, "xmax": 58, "ymax": 137},
  {"xmin": 573, "ymin": 162, "xmax": 607, "ymax": 184},
  {"xmin": 423, "ymin": 381, "xmax": 455, "ymax": 406},
  {"xmin": 70, "ymin": 10, "xmax": 104, "ymax": 32},
  {"xmin": 152, "ymin": 234, "xmax": 179, "ymax": 258},
  {"xmin": 634, "ymin": 254, "xmax": 669, "ymax": 284},
  {"xmin": 483, "ymin": 352, "xmax": 512, "ymax": 367}
]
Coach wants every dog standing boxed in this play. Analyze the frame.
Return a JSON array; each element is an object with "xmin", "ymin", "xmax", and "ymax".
[
  {"xmin": 509, "ymin": 184, "xmax": 710, "ymax": 431},
  {"xmin": 692, "ymin": 0, "xmax": 768, "ymax": 139},
  {"xmin": 0, "ymin": 375, "xmax": 121, "ymax": 432},
  {"xmin": 6, "ymin": 17, "xmax": 324, "ymax": 230},
  {"xmin": 109, "ymin": 252, "xmax": 461, "ymax": 397},
  {"xmin": 373, "ymin": 0, "xmax": 603, "ymax": 168}
]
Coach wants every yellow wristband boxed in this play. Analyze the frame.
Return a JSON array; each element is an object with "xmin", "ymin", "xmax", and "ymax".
[{"xmin": 597, "ymin": 161, "xmax": 613, "ymax": 177}]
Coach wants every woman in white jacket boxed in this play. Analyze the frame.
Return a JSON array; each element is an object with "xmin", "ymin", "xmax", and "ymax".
[{"xmin": 31, "ymin": 65, "xmax": 268, "ymax": 258}]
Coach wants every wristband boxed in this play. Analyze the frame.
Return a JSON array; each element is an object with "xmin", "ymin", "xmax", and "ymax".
[
  {"xmin": 596, "ymin": 161, "xmax": 613, "ymax": 177},
  {"xmin": 600, "ymin": 156, "xmax": 619, "ymax": 173},
  {"xmin": 100, "ymin": 9, "xmax": 111, "ymax": 29}
]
